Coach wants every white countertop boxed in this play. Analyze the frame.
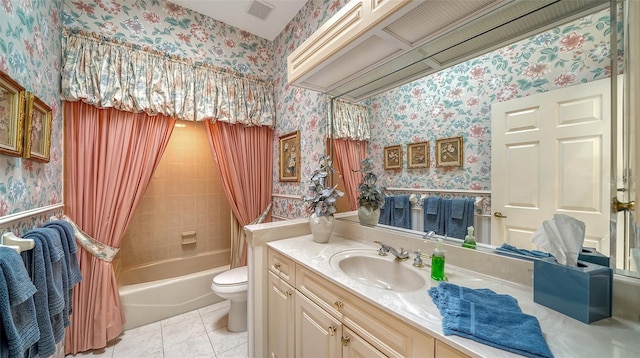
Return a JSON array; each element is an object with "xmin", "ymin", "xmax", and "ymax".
[{"xmin": 267, "ymin": 234, "xmax": 640, "ymax": 358}]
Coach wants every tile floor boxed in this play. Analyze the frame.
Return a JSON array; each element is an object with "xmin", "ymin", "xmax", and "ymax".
[{"xmin": 70, "ymin": 301, "xmax": 247, "ymax": 358}]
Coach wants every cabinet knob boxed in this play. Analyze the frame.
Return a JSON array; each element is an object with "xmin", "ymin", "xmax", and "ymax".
[
  {"xmin": 328, "ymin": 326, "xmax": 337, "ymax": 336},
  {"xmin": 273, "ymin": 262, "xmax": 281, "ymax": 270},
  {"xmin": 286, "ymin": 291, "xmax": 293, "ymax": 297},
  {"xmin": 341, "ymin": 336, "xmax": 350, "ymax": 347},
  {"xmin": 334, "ymin": 301, "xmax": 344, "ymax": 310}
]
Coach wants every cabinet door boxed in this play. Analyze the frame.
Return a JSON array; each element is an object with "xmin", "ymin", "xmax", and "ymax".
[
  {"xmin": 268, "ymin": 271, "xmax": 295, "ymax": 358},
  {"xmin": 295, "ymin": 291, "xmax": 342, "ymax": 358},
  {"xmin": 342, "ymin": 326, "xmax": 387, "ymax": 358}
]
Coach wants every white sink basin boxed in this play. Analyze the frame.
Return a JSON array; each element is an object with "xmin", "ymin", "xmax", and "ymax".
[{"xmin": 329, "ymin": 249, "xmax": 429, "ymax": 292}]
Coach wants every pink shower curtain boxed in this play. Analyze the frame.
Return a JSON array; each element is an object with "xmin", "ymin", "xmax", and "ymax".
[
  {"xmin": 204, "ymin": 120, "xmax": 273, "ymax": 267},
  {"xmin": 63, "ymin": 101, "xmax": 175, "ymax": 354},
  {"xmin": 334, "ymin": 139, "xmax": 367, "ymax": 210}
]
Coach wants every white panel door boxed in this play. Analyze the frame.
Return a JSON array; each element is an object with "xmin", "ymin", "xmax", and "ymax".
[
  {"xmin": 491, "ymin": 78, "xmax": 611, "ymax": 251},
  {"xmin": 267, "ymin": 271, "xmax": 295, "ymax": 358},
  {"xmin": 295, "ymin": 291, "xmax": 342, "ymax": 358}
]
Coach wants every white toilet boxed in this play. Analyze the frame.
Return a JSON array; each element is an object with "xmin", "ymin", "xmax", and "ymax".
[{"xmin": 211, "ymin": 265, "xmax": 248, "ymax": 332}]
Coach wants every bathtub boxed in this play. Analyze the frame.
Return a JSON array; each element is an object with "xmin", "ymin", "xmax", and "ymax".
[{"xmin": 118, "ymin": 249, "xmax": 230, "ymax": 330}]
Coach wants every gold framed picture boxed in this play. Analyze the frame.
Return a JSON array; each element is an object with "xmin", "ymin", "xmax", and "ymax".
[
  {"xmin": 435, "ymin": 136, "xmax": 463, "ymax": 167},
  {"xmin": 279, "ymin": 130, "xmax": 300, "ymax": 182},
  {"xmin": 0, "ymin": 70, "xmax": 26, "ymax": 157},
  {"xmin": 383, "ymin": 145, "xmax": 402, "ymax": 170},
  {"xmin": 23, "ymin": 92, "xmax": 53, "ymax": 162},
  {"xmin": 407, "ymin": 141, "xmax": 430, "ymax": 169}
]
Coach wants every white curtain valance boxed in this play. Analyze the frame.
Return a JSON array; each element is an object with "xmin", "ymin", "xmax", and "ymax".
[
  {"xmin": 330, "ymin": 98, "xmax": 371, "ymax": 141},
  {"xmin": 61, "ymin": 29, "xmax": 275, "ymax": 127}
]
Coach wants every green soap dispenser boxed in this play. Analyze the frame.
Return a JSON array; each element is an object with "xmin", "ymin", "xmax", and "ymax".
[
  {"xmin": 431, "ymin": 238, "xmax": 445, "ymax": 281},
  {"xmin": 462, "ymin": 226, "xmax": 477, "ymax": 249}
]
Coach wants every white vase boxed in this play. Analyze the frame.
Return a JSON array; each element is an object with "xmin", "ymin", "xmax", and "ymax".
[
  {"xmin": 309, "ymin": 213, "xmax": 335, "ymax": 243},
  {"xmin": 358, "ymin": 206, "xmax": 380, "ymax": 226}
]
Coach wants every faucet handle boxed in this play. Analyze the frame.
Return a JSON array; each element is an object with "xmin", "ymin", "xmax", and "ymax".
[
  {"xmin": 374, "ymin": 241, "xmax": 389, "ymax": 256},
  {"xmin": 413, "ymin": 250, "xmax": 424, "ymax": 267}
]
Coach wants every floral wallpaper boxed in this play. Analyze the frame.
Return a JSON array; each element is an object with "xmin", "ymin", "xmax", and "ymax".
[
  {"xmin": 0, "ymin": 0, "xmax": 64, "ymax": 218},
  {"xmin": 62, "ymin": 0, "xmax": 274, "ymax": 80},
  {"xmin": 270, "ymin": 0, "xmax": 349, "ymax": 220},
  {"xmin": 366, "ymin": 7, "xmax": 619, "ymax": 193}
]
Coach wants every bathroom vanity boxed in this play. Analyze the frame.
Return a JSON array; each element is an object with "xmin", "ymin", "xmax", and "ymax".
[{"xmin": 246, "ymin": 216, "xmax": 640, "ymax": 357}]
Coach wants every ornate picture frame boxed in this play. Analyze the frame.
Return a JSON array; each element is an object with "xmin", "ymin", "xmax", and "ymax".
[
  {"xmin": 0, "ymin": 70, "xmax": 26, "ymax": 157},
  {"xmin": 383, "ymin": 145, "xmax": 402, "ymax": 170},
  {"xmin": 435, "ymin": 136, "xmax": 463, "ymax": 167},
  {"xmin": 407, "ymin": 141, "xmax": 430, "ymax": 169},
  {"xmin": 23, "ymin": 92, "xmax": 53, "ymax": 162},
  {"xmin": 279, "ymin": 130, "xmax": 300, "ymax": 182}
]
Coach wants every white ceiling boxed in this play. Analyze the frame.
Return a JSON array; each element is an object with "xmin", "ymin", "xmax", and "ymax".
[{"xmin": 171, "ymin": 0, "xmax": 307, "ymax": 41}]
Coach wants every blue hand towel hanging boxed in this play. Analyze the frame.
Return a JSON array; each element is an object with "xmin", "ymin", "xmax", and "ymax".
[{"xmin": 423, "ymin": 197, "xmax": 442, "ymax": 234}]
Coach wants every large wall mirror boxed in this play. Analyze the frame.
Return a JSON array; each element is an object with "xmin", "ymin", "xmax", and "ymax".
[{"xmin": 330, "ymin": 0, "xmax": 639, "ymax": 280}]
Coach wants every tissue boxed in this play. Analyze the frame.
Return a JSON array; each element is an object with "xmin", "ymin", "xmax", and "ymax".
[{"xmin": 530, "ymin": 214, "xmax": 585, "ymax": 266}]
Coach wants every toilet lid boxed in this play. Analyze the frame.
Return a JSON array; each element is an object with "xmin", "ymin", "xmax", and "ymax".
[{"xmin": 213, "ymin": 266, "xmax": 248, "ymax": 286}]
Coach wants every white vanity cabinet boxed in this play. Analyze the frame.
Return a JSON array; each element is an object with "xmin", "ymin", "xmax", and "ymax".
[{"xmin": 266, "ymin": 247, "xmax": 469, "ymax": 358}]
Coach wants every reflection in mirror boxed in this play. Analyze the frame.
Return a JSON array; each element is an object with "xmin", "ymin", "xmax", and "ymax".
[{"xmin": 332, "ymin": 2, "xmax": 638, "ymax": 278}]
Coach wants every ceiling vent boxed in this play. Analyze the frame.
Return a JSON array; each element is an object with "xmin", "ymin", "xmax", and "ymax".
[{"xmin": 247, "ymin": 0, "xmax": 274, "ymax": 20}]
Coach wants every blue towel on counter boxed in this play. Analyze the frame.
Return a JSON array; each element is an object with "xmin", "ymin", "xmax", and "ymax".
[
  {"xmin": 0, "ymin": 247, "xmax": 40, "ymax": 358},
  {"xmin": 429, "ymin": 282, "xmax": 553, "ymax": 358},
  {"xmin": 496, "ymin": 243, "xmax": 551, "ymax": 261},
  {"xmin": 22, "ymin": 230, "xmax": 57, "ymax": 358},
  {"xmin": 428, "ymin": 282, "xmax": 521, "ymax": 313},
  {"xmin": 423, "ymin": 196, "xmax": 444, "ymax": 234},
  {"xmin": 444, "ymin": 198, "xmax": 475, "ymax": 239},
  {"xmin": 391, "ymin": 195, "xmax": 412, "ymax": 229}
]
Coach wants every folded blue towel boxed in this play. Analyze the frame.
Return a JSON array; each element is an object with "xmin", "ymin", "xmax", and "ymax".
[
  {"xmin": 425, "ymin": 196, "xmax": 440, "ymax": 215},
  {"xmin": 442, "ymin": 297, "xmax": 554, "ymax": 358},
  {"xmin": 451, "ymin": 198, "xmax": 466, "ymax": 219},
  {"xmin": 378, "ymin": 196, "xmax": 393, "ymax": 225},
  {"xmin": 423, "ymin": 197, "xmax": 443, "ymax": 234},
  {"xmin": 428, "ymin": 282, "xmax": 521, "ymax": 313},
  {"xmin": 44, "ymin": 221, "xmax": 83, "ymax": 326},
  {"xmin": 391, "ymin": 195, "xmax": 412, "ymax": 229},
  {"xmin": 0, "ymin": 247, "xmax": 40, "ymax": 358},
  {"xmin": 496, "ymin": 243, "xmax": 551, "ymax": 261},
  {"xmin": 22, "ymin": 230, "xmax": 57, "ymax": 357},
  {"xmin": 429, "ymin": 282, "xmax": 553, "ymax": 358}
]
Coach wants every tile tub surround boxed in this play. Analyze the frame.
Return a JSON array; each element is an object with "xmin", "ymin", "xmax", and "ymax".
[
  {"xmin": 267, "ymin": 235, "xmax": 639, "ymax": 358},
  {"xmin": 245, "ymin": 215, "xmax": 640, "ymax": 358}
]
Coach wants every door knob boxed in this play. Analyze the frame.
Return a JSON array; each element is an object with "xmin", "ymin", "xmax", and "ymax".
[
  {"xmin": 612, "ymin": 198, "xmax": 635, "ymax": 212},
  {"xmin": 493, "ymin": 211, "xmax": 507, "ymax": 218}
]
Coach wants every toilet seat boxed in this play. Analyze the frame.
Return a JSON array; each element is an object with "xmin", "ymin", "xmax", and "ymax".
[{"xmin": 212, "ymin": 266, "xmax": 248, "ymax": 292}]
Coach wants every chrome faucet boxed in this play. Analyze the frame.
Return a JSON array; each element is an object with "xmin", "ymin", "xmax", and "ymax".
[
  {"xmin": 374, "ymin": 241, "xmax": 409, "ymax": 261},
  {"xmin": 423, "ymin": 231, "xmax": 436, "ymax": 240}
]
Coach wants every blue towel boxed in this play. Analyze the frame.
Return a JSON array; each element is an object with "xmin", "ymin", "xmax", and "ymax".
[
  {"xmin": 0, "ymin": 247, "xmax": 40, "ymax": 358},
  {"xmin": 22, "ymin": 230, "xmax": 57, "ymax": 357},
  {"xmin": 391, "ymin": 195, "xmax": 412, "ymax": 229},
  {"xmin": 451, "ymin": 198, "xmax": 466, "ymax": 219},
  {"xmin": 429, "ymin": 282, "xmax": 553, "ymax": 358},
  {"xmin": 428, "ymin": 282, "xmax": 521, "ymax": 313},
  {"xmin": 423, "ymin": 197, "xmax": 444, "ymax": 234},
  {"xmin": 44, "ymin": 221, "xmax": 83, "ymax": 325},
  {"xmin": 378, "ymin": 196, "xmax": 393, "ymax": 225},
  {"xmin": 445, "ymin": 198, "xmax": 474, "ymax": 239},
  {"xmin": 496, "ymin": 243, "xmax": 551, "ymax": 261},
  {"xmin": 425, "ymin": 196, "xmax": 440, "ymax": 215}
]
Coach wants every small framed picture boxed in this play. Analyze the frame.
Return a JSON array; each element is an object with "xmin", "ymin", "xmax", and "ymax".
[
  {"xmin": 279, "ymin": 130, "xmax": 300, "ymax": 182},
  {"xmin": 435, "ymin": 136, "xmax": 463, "ymax": 167},
  {"xmin": 0, "ymin": 70, "xmax": 26, "ymax": 157},
  {"xmin": 407, "ymin": 141, "xmax": 429, "ymax": 169},
  {"xmin": 23, "ymin": 92, "xmax": 53, "ymax": 162},
  {"xmin": 383, "ymin": 145, "xmax": 402, "ymax": 170}
]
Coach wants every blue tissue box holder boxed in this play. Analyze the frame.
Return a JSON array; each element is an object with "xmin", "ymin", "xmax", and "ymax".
[
  {"xmin": 578, "ymin": 247, "xmax": 610, "ymax": 267},
  {"xmin": 533, "ymin": 257, "xmax": 612, "ymax": 323}
]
